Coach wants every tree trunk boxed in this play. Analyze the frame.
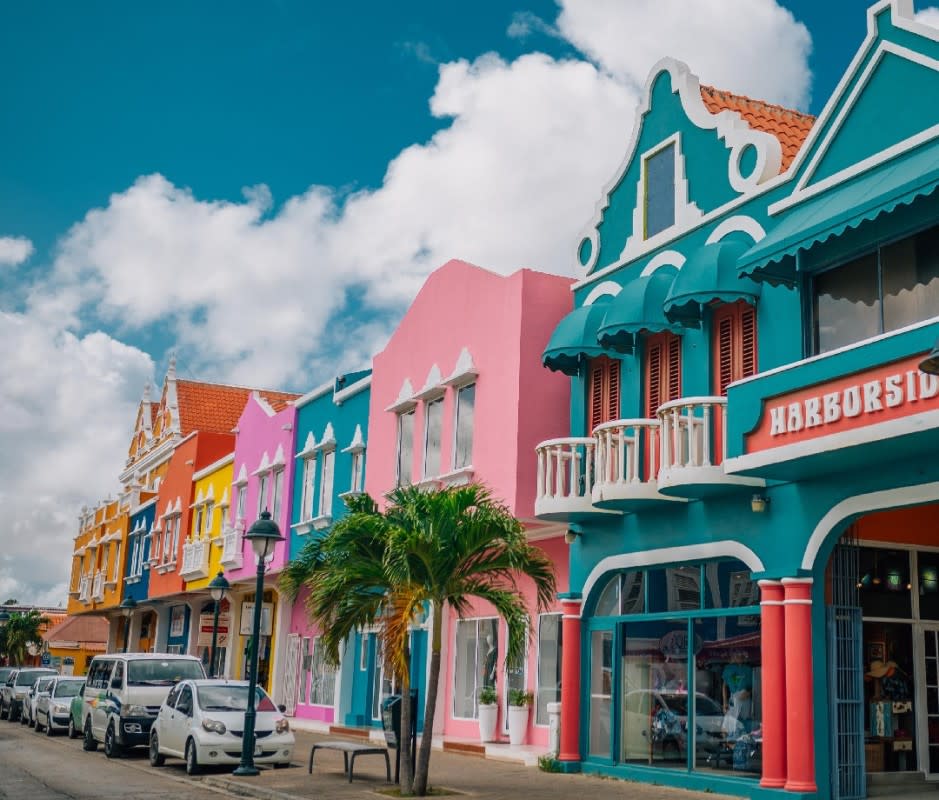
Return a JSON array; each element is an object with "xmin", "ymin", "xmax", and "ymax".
[
  {"xmin": 399, "ymin": 643, "xmax": 414, "ymax": 794},
  {"xmin": 413, "ymin": 602, "xmax": 443, "ymax": 796}
]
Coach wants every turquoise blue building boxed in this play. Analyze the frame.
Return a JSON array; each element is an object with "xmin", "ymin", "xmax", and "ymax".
[{"xmin": 538, "ymin": 2, "xmax": 939, "ymax": 798}]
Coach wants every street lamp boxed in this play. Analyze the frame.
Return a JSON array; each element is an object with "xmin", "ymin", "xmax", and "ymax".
[
  {"xmin": 208, "ymin": 571, "xmax": 230, "ymax": 679},
  {"xmin": 919, "ymin": 339, "xmax": 939, "ymax": 375},
  {"xmin": 119, "ymin": 596, "xmax": 137, "ymax": 653},
  {"xmin": 233, "ymin": 510, "xmax": 283, "ymax": 777}
]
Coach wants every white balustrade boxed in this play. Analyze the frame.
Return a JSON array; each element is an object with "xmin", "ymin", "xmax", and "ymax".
[
  {"xmin": 220, "ymin": 525, "xmax": 243, "ymax": 569},
  {"xmin": 534, "ymin": 438, "xmax": 601, "ymax": 520},
  {"xmin": 79, "ymin": 575, "xmax": 91, "ymax": 602},
  {"xmin": 657, "ymin": 396, "xmax": 726, "ymax": 471},
  {"xmin": 593, "ymin": 419, "xmax": 660, "ymax": 486}
]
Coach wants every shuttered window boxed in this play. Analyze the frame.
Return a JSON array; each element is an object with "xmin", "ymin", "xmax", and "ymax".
[
  {"xmin": 587, "ymin": 356, "xmax": 621, "ymax": 433},
  {"xmin": 644, "ymin": 332, "xmax": 681, "ymax": 417},
  {"xmin": 712, "ymin": 301, "xmax": 757, "ymax": 395}
]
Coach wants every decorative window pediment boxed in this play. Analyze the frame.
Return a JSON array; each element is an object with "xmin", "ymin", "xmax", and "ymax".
[
  {"xmin": 385, "ymin": 378, "xmax": 417, "ymax": 413},
  {"xmin": 296, "ymin": 431, "xmax": 317, "ymax": 459}
]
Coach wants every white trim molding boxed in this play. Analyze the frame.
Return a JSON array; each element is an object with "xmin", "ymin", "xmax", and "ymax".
[{"xmin": 583, "ymin": 281, "xmax": 622, "ymax": 306}]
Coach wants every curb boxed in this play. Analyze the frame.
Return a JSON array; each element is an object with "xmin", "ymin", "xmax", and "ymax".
[{"xmin": 201, "ymin": 775, "xmax": 306, "ymax": 800}]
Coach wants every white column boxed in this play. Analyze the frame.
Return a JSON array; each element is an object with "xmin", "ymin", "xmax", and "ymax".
[
  {"xmin": 152, "ymin": 606, "xmax": 170, "ymax": 653},
  {"xmin": 225, "ymin": 592, "xmax": 244, "ymax": 679},
  {"xmin": 187, "ymin": 599, "xmax": 204, "ymax": 657},
  {"xmin": 127, "ymin": 611, "xmax": 143, "ymax": 653},
  {"xmin": 106, "ymin": 615, "xmax": 120, "ymax": 653}
]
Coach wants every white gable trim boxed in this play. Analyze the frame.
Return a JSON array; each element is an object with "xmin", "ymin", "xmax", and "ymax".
[
  {"xmin": 583, "ymin": 282, "xmax": 622, "ymax": 306},
  {"xmin": 639, "ymin": 250, "xmax": 686, "ymax": 277},
  {"xmin": 705, "ymin": 216, "xmax": 766, "ymax": 245}
]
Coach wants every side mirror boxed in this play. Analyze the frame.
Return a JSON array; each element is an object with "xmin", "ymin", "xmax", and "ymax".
[{"xmin": 278, "ymin": 704, "xmax": 287, "ymax": 713}]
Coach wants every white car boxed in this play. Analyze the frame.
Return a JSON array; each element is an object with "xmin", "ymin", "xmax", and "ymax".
[
  {"xmin": 149, "ymin": 680, "xmax": 294, "ymax": 774},
  {"xmin": 35, "ymin": 676, "xmax": 85, "ymax": 736},
  {"xmin": 22, "ymin": 675, "xmax": 55, "ymax": 728}
]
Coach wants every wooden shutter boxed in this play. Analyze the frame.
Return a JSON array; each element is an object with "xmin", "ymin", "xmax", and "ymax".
[
  {"xmin": 644, "ymin": 332, "xmax": 681, "ymax": 416},
  {"xmin": 587, "ymin": 356, "xmax": 621, "ymax": 432},
  {"xmin": 589, "ymin": 360, "xmax": 606, "ymax": 432},
  {"xmin": 713, "ymin": 301, "xmax": 758, "ymax": 395}
]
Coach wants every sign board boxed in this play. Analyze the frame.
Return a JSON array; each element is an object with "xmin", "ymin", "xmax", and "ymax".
[
  {"xmin": 40, "ymin": 653, "xmax": 51, "ymax": 666},
  {"xmin": 239, "ymin": 602, "xmax": 273, "ymax": 637},
  {"xmin": 746, "ymin": 354, "xmax": 939, "ymax": 454},
  {"xmin": 197, "ymin": 612, "xmax": 230, "ymax": 649}
]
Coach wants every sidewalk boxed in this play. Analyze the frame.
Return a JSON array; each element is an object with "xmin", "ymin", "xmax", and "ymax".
[{"xmin": 199, "ymin": 729, "xmax": 734, "ymax": 800}]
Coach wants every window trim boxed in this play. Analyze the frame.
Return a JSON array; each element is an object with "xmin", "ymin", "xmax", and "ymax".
[
  {"xmin": 534, "ymin": 612, "xmax": 563, "ymax": 728},
  {"xmin": 642, "ymin": 138, "xmax": 678, "ymax": 240},
  {"xmin": 451, "ymin": 382, "xmax": 476, "ymax": 472},
  {"xmin": 451, "ymin": 616, "xmax": 499, "ymax": 721},
  {"xmin": 395, "ymin": 409, "xmax": 416, "ymax": 487},
  {"xmin": 422, "ymin": 396, "xmax": 445, "ymax": 480}
]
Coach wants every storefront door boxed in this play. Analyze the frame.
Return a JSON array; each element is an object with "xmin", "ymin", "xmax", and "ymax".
[{"xmin": 917, "ymin": 626, "xmax": 939, "ymax": 777}]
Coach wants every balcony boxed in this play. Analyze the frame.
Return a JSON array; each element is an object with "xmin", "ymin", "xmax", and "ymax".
[
  {"xmin": 535, "ymin": 437, "xmax": 619, "ymax": 522},
  {"xmin": 180, "ymin": 539, "xmax": 210, "ymax": 580},
  {"xmin": 92, "ymin": 570, "xmax": 105, "ymax": 601},
  {"xmin": 591, "ymin": 420, "xmax": 685, "ymax": 511},
  {"xmin": 656, "ymin": 397, "xmax": 764, "ymax": 499},
  {"xmin": 219, "ymin": 525, "xmax": 243, "ymax": 570},
  {"xmin": 78, "ymin": 575, "xmax": 92, "ymax": 603}
]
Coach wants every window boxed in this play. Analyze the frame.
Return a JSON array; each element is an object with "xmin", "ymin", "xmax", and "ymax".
[
  {"xmin": 112, "ymin": 542, "xmax": 121, "ymax": 582},
  {"xmin": 257, "ymin": 473, "xmax": 270, "ymax": 516},
  {"xmin": 235, "ymin": 485, "xmax": 247, "ymax": 522},
  {"xmin": 644, "ymin": 332, "xmax": 681, "ymax": 416},
  {"xmin": 536, "ymin": 613, "xmax": 562, "ymax": 726},
  {"xmin": 644, "ymin": 142, "xmax": 676, "ymax": 239},
  {"xmin": 194, "ymin": 507, "xmax": 204, "ymax": 539},
  {"xmin": 169, "ymin": 516, "xmax": 181, "ymax": 562},
  {"xmin": 396, "ymin": 410, "xmax": 415, "ymax": 487},
  {"xmin": 203, "ymin": 502, "xmax": 214, "ymax": 536},
  {"xmin": 318, "ymin": 450, "xmax": 335, "ymax": 518},
  {"xmin": 271, "ymin": 470, "xmax": 284, "ymax": 520},
  {"xmin": 453, "ymin": 383, "xmax": 475, "ymax": 470},
  {"xmin": 453, "ymin": 618, "xmax": 498, "ymax": 719},
  {"xmin": 300, "ymin": 638, "xmax": 312, "ymax": 703},
  {"xmin": 301, "ymin": 458, "xmax": 316, "ymax": 520},
  {"xmin": 129, "ymin": 537, "xmax": 140, "ymax": 578},
  {"xmin": 423, "ymin": 397, "xmax": 444, "ymax": 478},
  {"xmin": 587, "ymin": 356, "xmax": 621, "ymax": 433},
  {"xmin": 812, "ymin": 223, "xmax": 939, "ymax": 353},
  {"xmin": 349, "ymin": 450, "xmax": 364, "ymax": 494},
  {"xmin": 712, "ymin": 301, "xmax": 757, "ymax": 395},
  {"xmin": 309, "ymin": 638, "xmax": 337, "ymax": 706}
]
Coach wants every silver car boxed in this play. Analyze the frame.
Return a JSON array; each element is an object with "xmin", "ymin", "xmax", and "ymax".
[
  {"xmin": 21, "ymin": 675, "xmax": 55, "ymax": 727},
  {"xmin": 0, "ymin": 668, "xmax": 57, "ymax": 722},
  {"xmin": 35, "ymin": 677, "xmax": 85, "ymax": 736}
]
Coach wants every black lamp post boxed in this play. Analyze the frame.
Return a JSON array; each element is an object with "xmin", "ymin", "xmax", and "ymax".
[
  {"xmin": 919, "ymin": 339, "xmax": 939, "ymax": 375},
  {"xmin": 119, "ymin": 596, "xmax": 137, "ymax": 653},
  {"xmin": 233, "ymin": 510, "xmax": 283, "ymax": 777},
  {"xmin": 208, "ymin": 571, "xmax": 230, "ymax": 678}
]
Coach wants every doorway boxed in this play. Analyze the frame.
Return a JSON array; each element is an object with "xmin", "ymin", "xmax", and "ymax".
[{"xmin": 917, "ymin": 626, "xmax": 939, "ymax": 777}]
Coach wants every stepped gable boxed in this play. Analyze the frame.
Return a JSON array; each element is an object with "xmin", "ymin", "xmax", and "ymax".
[
  {"xmin": 175, "ymin": 380, "xmax": 299, "ymax": 435},
  {"xmin": 699, "ymin": 84, "xmax": 815, "ymax": 171}
]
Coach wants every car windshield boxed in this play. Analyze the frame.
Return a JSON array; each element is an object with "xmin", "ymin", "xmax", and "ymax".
[
  {"xmin": 196, "ymin": 685, "xmax": 276, "ymax": 712},
  {"xmin": 127, "ymin": 659, "xmax": 205, "ymax": 686},
  {"xmin": 54, "ymin": 681, "xmax": 84, "ymax": 698},
  {"xmin": 16, "ymin": 671, "xmax": 53, "ymax": 686},
  {"xmin": 37, "ymin": 678, "xmax": 54, "ymax": 692},
  {"xmin": 0, "ymin": 669, "xmax": 15, "ymax": 683}
]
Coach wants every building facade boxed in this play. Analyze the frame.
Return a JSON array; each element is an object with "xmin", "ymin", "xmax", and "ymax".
[{"xmin": 538, "ymin": 2, "xmax": 939, "ymax": 798}]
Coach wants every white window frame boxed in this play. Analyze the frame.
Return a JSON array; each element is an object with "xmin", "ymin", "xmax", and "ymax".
[
  {"xmin": 203, "ymin": 501, "xmax": 214, "ymax": 536},
  {"xmin": 422, "ymin": 396, "xmax": 444, "ymax": 479},
  {"xmin": 395, "ymin": 409, "xmax": 415, "ymax": 487},
  {"xmin": 111, "ymin": 542, "xmax": 121, "ymax": 583},
  {"xmin": 318, "ymin": 449, "xmax": 335, "ymax": 519},
  {"xmin": 300, "ymin": 457, "xmax": 316, "ymax": 521},
  {"xmin": 535, "ymin": 612, "xmax": 562, "ymax": 727},
  {"xmin": 257, "ymin": 472, "xmax": 270, "ymax": 517},
  {"xmin": 452, "ymin": 382, "xmax": 476, "ymax": 471},
  {"xmin": 271, "ymin": 469, "xmax": 285, "ymax": 520},
  {"xmin": 309, "ymin": 636, "xmax": 338, "ymax": 707},
  {"xmin": 129, "ymin": 536, "xmax": 140, "ymax": 579},
  {"xmin": 451, "ymin": 616, "xmax": 499, "ymax": 721},
  {"xmin": 194, "ymin": 506, "xmax": 204, "ymax": 540},
  {"xmin": 235, "ymin": 485, "xmax": 247, "ymax": 523}
]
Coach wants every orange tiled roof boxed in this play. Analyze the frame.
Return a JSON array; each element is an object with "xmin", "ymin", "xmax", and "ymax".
[
  {"xmin": 175, "ymin": 380, "xmax": 299, "ymax": 435},
  {"xmin": 699, "ymin": 85, "xmax": 815, "ymax": 171},
  {"xmin": 42, "ymin": 615, "xmax": 108, "ymax": 646}
]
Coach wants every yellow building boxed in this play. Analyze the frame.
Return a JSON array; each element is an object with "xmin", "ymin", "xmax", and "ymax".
[
  {"xmin": 66, "ymin": 498, "xmax": 129, "ymax": 618},
  {"xmin": 181, "ymin": 453, "xmax": 234, "ymax": 591}
]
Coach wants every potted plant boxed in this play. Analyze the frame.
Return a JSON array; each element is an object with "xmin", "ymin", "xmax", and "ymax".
[
  {"xmin": 478, "ymin": 686, "xmax": 498, "ymax": 742},
  {"xmin": 507, "ymin": 689, "xmax": 533, "ymax": 746}
]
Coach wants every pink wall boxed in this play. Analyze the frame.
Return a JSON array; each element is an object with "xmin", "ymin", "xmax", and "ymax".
[
  {"xmin": 287, "ymin": 587, "xmax": 334, "ymax": 723},
  {"xmin": 225, "ymin": 394, "xmax": 297, "ymax": 582}
]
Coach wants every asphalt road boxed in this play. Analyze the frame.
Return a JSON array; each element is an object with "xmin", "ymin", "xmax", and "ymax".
[{"xmin": 0, "ymin": 719, "xmax": 237, "ymax": 800}]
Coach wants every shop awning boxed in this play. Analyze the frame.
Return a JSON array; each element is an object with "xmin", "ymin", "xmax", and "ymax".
[
  {"xmin": 738, "ymin": 141, "xmax": 939, "ymax": 283},
  {"xmin": 596, "ymin": 266, "xmax": 680, "ymax": 354},
  {"xmin": 542, "ymin": 300, "xmax": 611, "ymax": 376},
  {"xmin": 663, "ymin": 239, "xmax": 760, "ymax": 327}
]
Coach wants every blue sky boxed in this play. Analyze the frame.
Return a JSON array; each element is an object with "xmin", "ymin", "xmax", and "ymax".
[{"xmin": 0, "ymin": 0, "xmax": 934, "ymax": 603}]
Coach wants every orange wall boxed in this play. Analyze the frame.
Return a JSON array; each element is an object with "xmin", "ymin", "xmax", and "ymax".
[{"xmin": 856, "ymin": 504, "xmax": 939, "ymax": 547}]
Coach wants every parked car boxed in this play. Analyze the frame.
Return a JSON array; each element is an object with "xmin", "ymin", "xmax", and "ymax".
[
  {"xmin": 622, "ymin": 690, "xmax": 726, "ymax": 762},
  {"xmin": 35, "ymin": 677, "xmax": 85, "ymax": 736},
  {"xmin": 149, "ymin": 680, "xmax": 294, "ymax": 774},
  {"xmin": 0, "ymin": 667, "xmax": 19, "ymax": 686},
  {"xmin": 21, "ymin": 675, "xmax": 55, "ymax": 727},
  {"xmin": 82, "ymin": 653, "xmax": 206, "ymax": 758},
  {"xmin": 0, "ymin": 668, "xmax": 57, "ymax": 722}
]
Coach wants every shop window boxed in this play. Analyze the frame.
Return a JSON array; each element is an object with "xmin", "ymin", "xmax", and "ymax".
[
  {"xmin": 395, "ymin": 410, "xmax": 415, "ymax": 487},
  {"xmin": 812, "ymin": 223, "xmax": 939, "ymax": 354},
  {"xmin": 453, "ymin": 383, "xmax": 475, "ymax": 470},
  {"xmin": 644, "ymin": 142, "xmax": 676, "ymax": 239},
  {"xmin": 309, "ymin": 637, "xmax": 337, "ymax": 706},
  {"xmin": 423, "ymin": 397, "xmax": 444, "ymax": 478},
  {"xmin": 712, "ymin": 301, "xmax": 757, "ymax": 396},
  {"xmin": 452, "ymin": 617, "xmax": 498, "ymax": 719},
  {"xmin": 704, "ymin": 559, "xmax": 760, "ymax": 619},
  {"xmin": 644, "ymin": 332, "xmax": 681, "ymax": 417},
  {"xmin": 536, "ymin": 613, "xmax": 562, "ymax": 726},
  {"xmin": 588, "ymin": 629, "xmax": 613, "ymax": 757},
  {"xmin": 919, "ymin": 552, "xmax": 939, "ymax": 621},
  {"xmin": 859, "ymin": 548, "xmax": 912, "ymax": 619},
  {"xmin": 595, "ymin": 571, "xmax": 645, "ymax": 616},
  {"xmin": 587, "ymin": 356, "xmax": 621, "ymax": 433}
]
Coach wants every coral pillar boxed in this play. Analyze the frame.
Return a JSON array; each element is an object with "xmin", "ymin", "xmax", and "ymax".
[
  {"xmin": 759, "ymin": 580, "xmax": 787, "ymax": 789},
  {"xmin": 558, "ymin": 599, "xmax": 582, "ymax": 763},
  {"xmin": 783, "ymin": 578, "xmax": 816, "ymax": 793}
]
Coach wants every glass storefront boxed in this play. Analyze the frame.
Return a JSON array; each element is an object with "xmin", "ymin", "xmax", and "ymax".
[{"xmin": 586, "ymin": 559, "xmax": 761, "ymax": 778}]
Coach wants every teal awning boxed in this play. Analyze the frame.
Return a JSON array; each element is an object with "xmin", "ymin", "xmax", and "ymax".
[
  {"xmin": 596, "ymin": 266, "xmax": 680, "ymax": 354},
  {"xmin": 738, "ymin": 141, "xmax": 939, "ymax": 282},
  {"xmin": 542, "ymin": 301, "xmax": 611, "ymax": 375},
  {"xmin": 663, "ymin": 239, "xmax": 760, "ymax": 327}
]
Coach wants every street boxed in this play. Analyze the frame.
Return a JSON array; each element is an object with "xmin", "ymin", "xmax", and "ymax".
[{"xmin": 0, "ymin": 722, "xmax": 237, "ymax": 800}]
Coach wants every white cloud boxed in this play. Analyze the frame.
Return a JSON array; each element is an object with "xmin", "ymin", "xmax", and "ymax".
[
  {"xmin": 916, "ymin": 7, "xmax": 939, "ymax": 27},
  {"xmin": 0, "ymin": 236, "xmax": 34, "ymax": 267}
]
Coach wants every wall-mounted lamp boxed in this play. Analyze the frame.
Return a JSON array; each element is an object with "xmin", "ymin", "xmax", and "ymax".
[
  {"xmin": 564, "ymin": 529, "xmax": 581, "ymax": 545},
  {"xmin": 751, "ymin": 493, "xmax": 770, "ymax": 513}
]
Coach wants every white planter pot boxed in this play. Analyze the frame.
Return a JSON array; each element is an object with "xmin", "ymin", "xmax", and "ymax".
[
  {"xmin": 507, "ymin": 704, "xmax": 530, "ymax": 746},
  {"xmin": 478, "ymin": 703, "xmax": 498, "ymax": 743}
]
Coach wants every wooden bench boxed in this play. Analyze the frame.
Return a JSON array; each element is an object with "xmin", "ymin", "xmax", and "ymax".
[{"xmin": 307, "ymin": 740, "xmax": 391, "ymax": 783}]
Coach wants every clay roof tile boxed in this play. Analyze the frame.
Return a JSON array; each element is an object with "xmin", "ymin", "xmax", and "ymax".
[{"xmin": 175, "ymin": 380, "xmax": 299, "ymax": 435}]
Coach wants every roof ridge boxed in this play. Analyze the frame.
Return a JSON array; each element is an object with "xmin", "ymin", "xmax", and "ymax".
[
  {"xmin": 176, "ymin": 377, "xmax": 300, "ymax": 398},
  {"xmin": 699, "ymin": 83, "xmax": 814, "ymax": 123}
]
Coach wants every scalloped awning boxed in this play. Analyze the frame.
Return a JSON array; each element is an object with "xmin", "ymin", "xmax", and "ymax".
[
  {"xmin": 596, "ymin": 266, "xmax": 680, "ymax": 354},
  {"xmin": 664, "ymin": 239, "xmax": 760, "ymax": 327},
  {"xmin": 542, "ymin": 300, "xmax": 611, "ymax": 376},
  {"xmin": 738, "ymin": 142, "xmax": 939, "ymax": 284}
]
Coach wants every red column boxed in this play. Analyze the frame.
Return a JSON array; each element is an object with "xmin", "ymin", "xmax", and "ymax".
[
  {"xmin": 558, "ymin": 599, "xmax": 582, "ymax": 763},
  {"xmin": 759, "ymin": 580, "xmax": 787, "ymax": 789},
  {"xmin": 783, "ymin": 578, "xmax": 817, "ymax": 793}
]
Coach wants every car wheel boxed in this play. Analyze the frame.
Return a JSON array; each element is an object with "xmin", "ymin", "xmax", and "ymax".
[
  {"xmin": 185, "ymin": 738, "xmax": 200, "ymax": 776},
  {"xmin": 68, "ymin": 717, "xmax": 79, "ymax": 739},
  {"xmin": 34, "ymin": 715, "xmax": 43, "ymax": 733},
  {"xmin": 82, "ymin": 718, "xmax": 98, "ymax": 752},
  {"xmin": 104, "ymin": 722, "xmax": 122, "ymax": 759},
  {"xmin": 45, "ymin": 719, "xmax": 55, "ymax": 737},
  {"xmin": 149, "ymin": 732, "xmax": 165, "ymax": 767},
  {"xmin": 0, "ymin": 702, "xmax": 6, "ymax": 721}
]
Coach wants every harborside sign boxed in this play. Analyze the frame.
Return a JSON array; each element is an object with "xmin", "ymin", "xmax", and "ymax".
[{"xmin": 746, "ymin": 353, "xmax": 939, "ymax": 453}]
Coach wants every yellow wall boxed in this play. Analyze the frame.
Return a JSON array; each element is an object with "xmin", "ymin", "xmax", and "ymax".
[
  {"xmin": 66, "ymin": 500, "xmax": 127, "ymax": 615},
  {"xmin": 185, "ymin": 456, "xmax": 234, "ymax": 591},
  {"xmin": 48, "ymin": 645, "xmax": 102, "ymax": 677}
]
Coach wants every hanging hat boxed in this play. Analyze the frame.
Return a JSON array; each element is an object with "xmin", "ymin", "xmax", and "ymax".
[{"xmin": 866, "ymin": 660, "xmax": 897, "ymax": 678}]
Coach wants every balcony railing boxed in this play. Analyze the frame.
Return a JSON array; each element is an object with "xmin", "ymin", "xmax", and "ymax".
[
  {"xmin": 78, "ymin": 575, "xmax": 92, "ymax": 602},
  {"xmin": 92, "ymin": 570, "xmax": 105, "ymax": 601},
  {"xmin": 220, "ymin": 525, "xmax": 243, "ymax": 569},
  {"xmin": 592, "ymin": 419, "xmax": 683, "ymax": 511},
  {"xmin": 534, "ymin": 437, "xmax": 604, "ymax": 521},
  {"xmin": 180, "ymin": 539, "xmax": 209, "ymax": 580}
]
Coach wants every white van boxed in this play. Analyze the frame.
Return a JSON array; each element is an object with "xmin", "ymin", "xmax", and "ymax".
[{"xmin": 82, "ymin": 653, "xmax": 206, "ymax": 758}]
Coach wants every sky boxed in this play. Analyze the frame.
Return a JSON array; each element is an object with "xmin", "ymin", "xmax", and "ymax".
[{"xmin": 1, "ymin": 0, "xmax": 936, "ymax": 605}]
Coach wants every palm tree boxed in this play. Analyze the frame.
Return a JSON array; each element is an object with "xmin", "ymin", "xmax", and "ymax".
[
  {"xmin": 4, "ymin": 610, "xmax": 50, "ymax": 664},
  {"xmin": 281, "ymin": 484, "xmax": 556, "ymax": 797}
]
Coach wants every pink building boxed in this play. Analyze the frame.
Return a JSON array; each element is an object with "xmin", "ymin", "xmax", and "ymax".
[
  {"xmin": 366, "ymin": 259, "xmax": 573, "ymax": 749},
  {"xmin": 220, "ymin": 391, "xmax": 299, "ymax": 703}
]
